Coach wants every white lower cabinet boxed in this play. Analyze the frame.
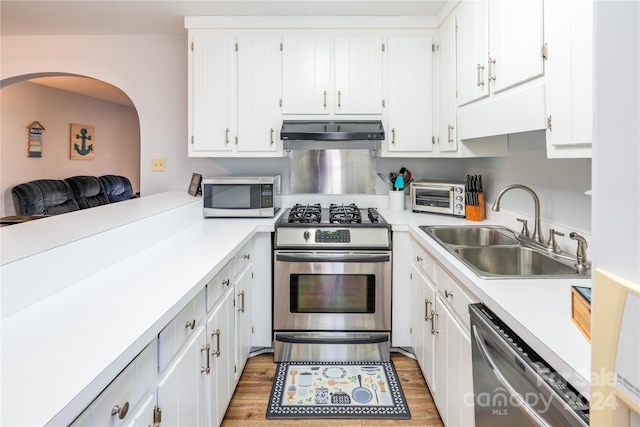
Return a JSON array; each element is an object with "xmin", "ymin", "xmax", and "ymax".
[
  {"xmin": 411, "ymin": 237, "xmax": 476, "ymax": 427},
  {"xmin": 157, "ymin": 326, "xmax": 208, "ymax": 426},
  {"xmin": 71, "ymin": 233, "xmax": 267, "ymax": 427}
]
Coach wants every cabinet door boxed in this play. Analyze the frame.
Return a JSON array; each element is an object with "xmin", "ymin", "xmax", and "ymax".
[
  {"xmin": 432, "ymin": 297, "xmax": 450, "ymax": 426},
  {"xmin": 334, "ymin": 36, "xmax": 384, "ymax": 114},
  {"xmin": 124, "ymin": 394, "xmax": 155, "ymax": 427},
  {"xmin": 237, "ymin": 36, "xmax": 282, "ymax": 154},
  {"xmin": 386, "ymin": 36, "xmax": 433, "ymax": 153},
  {"xmin": 411, "ymin": 265, "xmax": 436, "ymax": 392},
  {"xmin": 437, "ymin": 14, "xmax": 458, "ymax": 153},
  {"xmin": 544, "ymin": 0, "xmax": 593, "ymax": 158},
  {"xmin": 156, "ymin": 326, "xmax": 207, "ymax": 427},
  {"xmin": 489, "ymin": 0, "xmax": 544, "ymax": 93},
  {"xmin": 456, "ymin": 0, "xmax": 490, "ymax": 106},
  {"xmin": 281, "ymin": 36, "xmax": 331, "ymax": 114},
  {"xmin": 207, "ymin": 289, "xmax": 235, "ymax": 427},
  {"xmin": 191, "ymin": 35, "xmax": 236, "ymax": 154},
  {"xmin": 235, "ymin": 265, "xmax": 252, "ymax": 381}
]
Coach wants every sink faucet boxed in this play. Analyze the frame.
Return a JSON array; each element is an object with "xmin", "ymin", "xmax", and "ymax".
[
  {"xmin": 569, "ymin": 232, "xmax": 591, "ymax": 270},
  {"xmin": 492, "ymin": 184, "xmax": 544, "ymax": 244}
]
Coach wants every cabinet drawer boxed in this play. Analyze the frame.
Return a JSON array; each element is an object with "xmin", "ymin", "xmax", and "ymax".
[
  {"xmin": 158, "ymin": 288, "xmax": 206, "ymax": 371},
  {"xmin": 435, "ymin": 264, "xmax": 478, "ymax": 330},
  {"xmin": 412, "ymin": 239, "xmax": 435, "ymax": 281},
  {"xmin": 206, "ymin": 260, "xmax": 232, "ymax": 312},
  {"xmin": 234, "ymin": 241, "xmax": 253, "ymax": 277},
  {"xmin": 72, "ymin": 340, "xmax": 157, "ymax": 427}
]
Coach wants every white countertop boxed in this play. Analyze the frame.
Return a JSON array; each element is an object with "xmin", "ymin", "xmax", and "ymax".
[{"xmin": 0, "ymin": 194, "xmax": 592, "ymax": 425}]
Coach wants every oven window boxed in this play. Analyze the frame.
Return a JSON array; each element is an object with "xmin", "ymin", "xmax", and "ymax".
[{"xmin": 290, "ymin": 274, "xmax": 375, "ymax": 313}]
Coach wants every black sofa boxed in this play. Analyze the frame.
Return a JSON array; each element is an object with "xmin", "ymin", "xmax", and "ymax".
[{"xmin": 11, "ymin": 175, "xmax": 136, "ymax": 216}]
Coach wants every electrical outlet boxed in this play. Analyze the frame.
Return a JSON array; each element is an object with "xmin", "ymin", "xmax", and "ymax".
[{"xmin": 152, "ymin": 157, "xmax": 166, "ymax": 172}]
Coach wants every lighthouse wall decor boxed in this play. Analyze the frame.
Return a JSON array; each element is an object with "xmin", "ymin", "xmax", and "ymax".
[{"xmin": 70, "ymin": 123, "xmax": 95, "ymax": 160}]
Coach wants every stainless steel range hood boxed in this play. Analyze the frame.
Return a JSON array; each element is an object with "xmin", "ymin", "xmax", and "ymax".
[{"xmin": 280, "ymin": 120, "xmax": 385, "ymax": 150}]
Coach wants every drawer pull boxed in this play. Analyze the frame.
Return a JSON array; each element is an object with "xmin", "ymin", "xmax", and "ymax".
[
  {"xmin": 111, "ymin": 402, "xmax": 129, "ymax": 420},
  {"xmin": 445, "ymin": 290, "xmax": 454, "ymax": 299},
  {"xmin": 416, "ymin": 255, "xmax": 423, "ymax": 262},
  {"xmin": 185, "ymin": 319, "xmax": 196, "ymax": 330},
  {"xmin": 201, "ymin": 343, "xmax": 211, "ymax": 374},
  {"xmin": 222, "ymin": 278, "xmax": 230, "ymax": 287},
  {"xmin": 213, "ymin": 329, "xmax": 221, "ymax": 357},
  {"xmin": 243, "ymin": 254, "xmax": 250, "ymax": 260}
]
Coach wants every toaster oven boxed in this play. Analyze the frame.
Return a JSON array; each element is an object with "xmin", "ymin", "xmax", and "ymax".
[{"xmin": 410, "ymin": 180, "xmax": 466, "ymax": 217}]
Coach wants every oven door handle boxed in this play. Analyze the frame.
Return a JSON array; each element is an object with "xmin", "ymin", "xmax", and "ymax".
[
  {"xmin": 276, "ymin": 252, "xmax": 390, "ymax": 263},
  {"xmin": 276, "ymin": 333, "xmax": 389, "ymax": 345}
]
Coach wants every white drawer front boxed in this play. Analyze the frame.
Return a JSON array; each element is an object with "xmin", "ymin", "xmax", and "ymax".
[{"xmin": 206, "ymin": 261, "xmax": 232, "ymax": 312}]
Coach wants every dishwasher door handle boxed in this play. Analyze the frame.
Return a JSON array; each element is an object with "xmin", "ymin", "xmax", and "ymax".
[{"xmin": 472, "ymin": 325, "xmax": 553, "ymax": 427}]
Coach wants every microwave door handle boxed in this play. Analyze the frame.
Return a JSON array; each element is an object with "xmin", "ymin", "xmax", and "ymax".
[{"xmin": 472, "ymin": 325, "xmax": 553, "ymax": 427}]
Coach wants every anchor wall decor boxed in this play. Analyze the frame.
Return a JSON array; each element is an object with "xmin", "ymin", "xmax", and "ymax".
[{"xmin": 70, "ymin": 123, "xmax": 95, "ymax": 160}]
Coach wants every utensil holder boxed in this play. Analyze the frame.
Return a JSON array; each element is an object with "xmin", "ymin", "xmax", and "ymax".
[
  {"xmin": 466, "ymin": 192, "xmax": 485, "ymax": 221},
  {"xmin": 388, "ymin": 190, "xmax": 405, "ymax": 212}
]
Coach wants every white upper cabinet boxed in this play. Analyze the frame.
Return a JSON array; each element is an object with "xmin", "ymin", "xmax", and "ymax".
[
  {"xmin": 281, "ymin": 36, "xmax": 384, "ymax": 116},
  {"xmin": 455, "ymin": 0, "xmax": 547, "ymax": 141},
  {"xmin": 488, "ymin": 0, "xmax": 544, "ymax": 94},
  {"xmin": 435, "ymin": 15, "xmax": 458, "ymax": 154},
  {"xmin": 189, "ymin": 32, "xmax": 282, "ymax": 157},
  {"xmin": 190, "ymin": 35, "xmax": 237, "ymax": 155},
  {"xmin": 456, "ymin": 0, "xmax": 490, "ymax": 106},
  {"xmin": 334, "ymin": 37, "xmax": 384, "ymax": 114},
  {"xmin": 544, "ymin": 0, "xmax": 593, "ymax": 158},
  {"xmin": 384, "ymin": 36, "xmax": 433, "ymax": 155},
  {"xmin": 281, "ymin": 36, "xmax": 331, "ymax": 115},
  {"xmin": 237, "ymin": 36, "xmax": 282, "ymax": 155}
]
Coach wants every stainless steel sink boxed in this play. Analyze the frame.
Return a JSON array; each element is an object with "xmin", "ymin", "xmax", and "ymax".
[
  {"xmin": 419, "ymin": 225, "xmax": 519, "ymax": 246},
  {"xmin": 420, "ymin": 225, "xmax": 589, "ymax": 279},
  {"xmin": 453, "ymin": 246, "xmax": 583, "ymax": 279}
]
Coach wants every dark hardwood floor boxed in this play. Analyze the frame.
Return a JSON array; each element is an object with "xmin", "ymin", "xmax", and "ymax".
[{"xmin": 221, "ymin": 352, "xmax": 444, "ymax": 426}]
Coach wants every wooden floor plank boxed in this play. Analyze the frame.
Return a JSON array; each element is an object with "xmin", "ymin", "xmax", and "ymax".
[{"xmin": 221, "ymin": 352, "xmax": 444, "ymax": 427}]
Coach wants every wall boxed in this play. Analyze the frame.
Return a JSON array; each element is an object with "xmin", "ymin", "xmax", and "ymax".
[
  {"xmin": 1, "ymin": 34, "xmax": 213, "ymax": 200},
  {"xmin": 1, "ymin": 81, "xmax": 140, "ymax": 216}
]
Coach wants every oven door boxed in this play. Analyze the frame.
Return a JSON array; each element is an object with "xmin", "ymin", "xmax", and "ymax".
[{"xmin": 274, "ymin": 250, "xmax": 391, "ymax": 332}]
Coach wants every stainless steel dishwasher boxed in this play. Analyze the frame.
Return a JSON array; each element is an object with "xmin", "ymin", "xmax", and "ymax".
[{"xmin": 469, "ymin": 303, "xmax": 590, "ymax": 427}]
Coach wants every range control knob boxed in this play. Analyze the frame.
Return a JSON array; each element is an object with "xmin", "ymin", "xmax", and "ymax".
[{"xmin": 303, "ymin": 230, "xmax": 310, "ymax": 241}]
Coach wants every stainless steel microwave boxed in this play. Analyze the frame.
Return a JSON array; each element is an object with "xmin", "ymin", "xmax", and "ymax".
[
  {"xmin": 410, "ymin": 180, "xmax": 466, "ymax": 217},
  {"xmin": 202, "ymin": 175, "xmax": 281, "ymax": 218}
]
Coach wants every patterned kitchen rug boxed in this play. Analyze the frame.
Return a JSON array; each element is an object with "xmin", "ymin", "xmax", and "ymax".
[{"xmin": 266, "ymin": 361, "xmax": 411, "ymax": 419}]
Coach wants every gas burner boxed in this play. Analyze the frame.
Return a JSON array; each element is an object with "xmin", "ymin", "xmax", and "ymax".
[
  {"xmin": 288, "ymin": 204, "xmax": 322, "ymax": 223},
  {"xmin": 329, "ymin": 204, "xmax": 362, "ymax": 224},
  {"xmin": 368, "ymin": 208, "xmax": 381, "ymax": 223}
]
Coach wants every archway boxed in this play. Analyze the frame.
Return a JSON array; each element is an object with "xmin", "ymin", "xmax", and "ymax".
[{"xmin": 0, "ymin": 73, "xmax": 141, "ymax": 217}]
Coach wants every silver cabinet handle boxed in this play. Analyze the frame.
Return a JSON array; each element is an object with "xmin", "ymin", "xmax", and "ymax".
[
  {"xmin": 431, "ymin": 310, "xmax": 439, "ymax": 334},
  {"xmin": 222, "ymin": 278, "xmax": 230, "ymax": 287},
  {"xmin": 270, "ymin": 128, "xmax": 274, "ymax": 145},
  {"xmin": 323, "ymin": 90, "xmax": 327, "ymax": 109},
  {"xmin": 447, "ymin": 125, "xmax": 454, "ymax": 143},
  {"xmin": 212, "ymin": 329, "xmax": 221, "ymax": 357},
  {"xmin": 488, "ymin": 57, "xmax": 496, "ymax": 82},
  {"xmin": 238, "ymin": 291, "xmax": 245, "ymax": 313},
  {"xmin": 337, "ymin": 90, "xmax": 342, "ymax": 109},
  {"xmin": 476, "ymin": 64, "xmax": 485, "ymax": 86},
  {"xmin": 201, "ymin": 343, "xmax": 211, "ymax": 374},
  {"xmin": 392, "ymin": 128, "xmax": 396, "ymax": 145},
  {"xmin": 243, "ymin": 254, "xmax": 250, "ymax": 260},
  {"xmin": 185, "ymin": 319, "xmax": 196, "ymax": 330},
  {"xmin": 111, "ymin": 402, "xmax": 130, "ymax": 420},
  {"xmin": 416, "ymin": 255, "xmax": 423, "ymax": 262},
  {"xmin": 225, "ymin": 128, "xmax": 230, "ymax": 144},
  {"xmin": 424, "ymin": 298, "xmax": 432, "ymax": 321},
  {"xmin": 445, "ymin": 290, "xmax": 454, "ymax": 299}
]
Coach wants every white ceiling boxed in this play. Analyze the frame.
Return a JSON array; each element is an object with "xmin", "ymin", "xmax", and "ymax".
[
  {"xmin": 2, "ymin": 0, "xmax": 454, "ymax": 106},
  {"xmin": 1, "ymin": 1, "xmax": 454, "ymax": 36}
]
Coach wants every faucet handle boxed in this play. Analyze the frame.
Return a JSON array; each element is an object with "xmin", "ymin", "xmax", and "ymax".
[
  {"xmin": 516, "ymin": 218, "xmax": 530, "ymax": 238},
  {"xmin": 546, "ymin": 229, "xmax": 564, "ymax": 253}
]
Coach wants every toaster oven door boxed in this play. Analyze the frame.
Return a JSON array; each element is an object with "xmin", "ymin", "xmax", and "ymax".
[{"xmin": 412, "ymin": 184, "xmax": 456, "ymax": 215}]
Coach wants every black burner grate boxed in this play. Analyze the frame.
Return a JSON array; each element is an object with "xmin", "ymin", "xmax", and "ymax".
[
  {"xmin": 287, "ymin": 204, "xmax": 322, "ymax": 223},
  {"xmin": 329, "ymin": 204, "xmax": 362, "ymax": 224}
]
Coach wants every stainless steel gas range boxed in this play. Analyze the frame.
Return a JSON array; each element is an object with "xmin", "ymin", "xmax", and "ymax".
[{"xmin": 273, "ymin": 203, "xmax": 392, "ymax": 362}]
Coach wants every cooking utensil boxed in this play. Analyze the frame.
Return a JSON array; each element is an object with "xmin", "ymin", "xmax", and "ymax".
[
  {"xmin": 372, "ymin": 383, "xmax": 379, "ymax": 403},
  {"xmin": 289, "ymin": 369, "xmax": 298, "ymax": 385},
  {"xmin": 331, "ymin": 389, "xmax": 351, "ymax": 404},
  {"xmin": 327, "ymin": 379, "xmax": 348, "ymax": 386},
  {"xmin": 351, "ymin": 374, "xmax": 373, "ymax": 403}
]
